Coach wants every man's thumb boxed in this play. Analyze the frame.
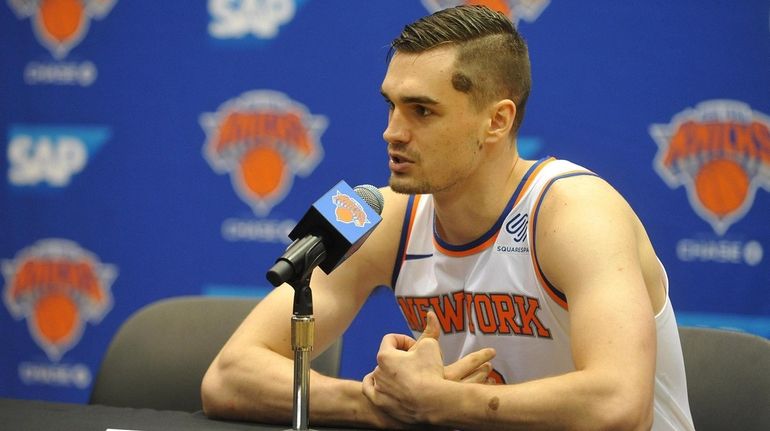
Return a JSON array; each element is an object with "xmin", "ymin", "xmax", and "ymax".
[{"xmin": 418, "ymin": 311, "xmax": 441, "ymax": 341}]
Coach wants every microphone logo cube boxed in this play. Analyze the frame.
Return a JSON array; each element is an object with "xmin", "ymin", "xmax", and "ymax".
[{"xmin": 289, "ymin": 181, "xmax": 382, "ymax": 274}]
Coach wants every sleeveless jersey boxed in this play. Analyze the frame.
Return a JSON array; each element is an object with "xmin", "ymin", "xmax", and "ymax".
[{"xmin": 391, "ymin": 157, "xmax": 694, "ymax": 430}]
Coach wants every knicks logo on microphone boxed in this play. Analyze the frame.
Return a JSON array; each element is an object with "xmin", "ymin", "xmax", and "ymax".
[
  {"xmin": 201, "ymin": 90, "xmax": 327, "ymax": 216},
  {"xmin": 9, "ymin": 0, "xmax": 117, "ymax": 60},
  {"xmin": 650, "ymin": 100, "xmax": 770, "ymax": 236},
  {"xmin": 332, "ymin": 191, "xmax": 371, "ymax": 228},
  {"xmin": 2, "ymin": 239, "xmax": 117, "ymax": 362}
]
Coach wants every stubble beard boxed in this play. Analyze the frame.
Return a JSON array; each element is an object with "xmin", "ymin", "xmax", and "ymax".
[
  {"xmin": 389, "ymin": 175, "xmax": 432, "ymax": 195},
  {"xmin": 388, "ymin": 139, "xmax": 481, "ymax": 195}
]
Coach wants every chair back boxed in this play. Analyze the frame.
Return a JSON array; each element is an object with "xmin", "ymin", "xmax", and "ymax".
[
  {"xmin": 90, "ymin": 295, "xmax": 342, "ymax": 412},
  {"xmin": 678, "ymin": 326, "xmax": 770, "ymax": 431}
]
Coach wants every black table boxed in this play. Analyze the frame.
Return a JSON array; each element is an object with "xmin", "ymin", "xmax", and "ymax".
[{"xmin": 0, "ymin": 398, "xmax": 370, "ymax": 431}]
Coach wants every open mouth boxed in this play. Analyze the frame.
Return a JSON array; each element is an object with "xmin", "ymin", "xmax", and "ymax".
[
  {"xmin": 389, "ymin": 153, "xmax": 413, "ymax": 173},
  {"xmin": 389, "ymin": 152, "xmax": 412, "ymax": 164}
]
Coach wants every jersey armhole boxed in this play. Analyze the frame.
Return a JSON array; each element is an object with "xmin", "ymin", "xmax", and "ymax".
[
  {"xmin": 530, "ymin": 172, "xmax": 599, "ymax": 310},
  {"xmin": 389, "ymin": 194, "xmax": 420, "ymax": 289}
]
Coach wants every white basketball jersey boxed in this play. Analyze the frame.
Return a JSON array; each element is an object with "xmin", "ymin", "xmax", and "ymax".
[{"xmin": 392, "ymin": 157, "xmax": 694, "ymax": 430}]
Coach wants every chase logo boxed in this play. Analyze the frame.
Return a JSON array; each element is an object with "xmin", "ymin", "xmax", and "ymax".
[
  {"xmin": 650, "ymin": 100, "xmax": 770, "ymax": 236},
  {"xmin": 8, "ymin": 0, "xmax": 117, "ymax": 60},
  {"xmin": 505, "ymin": 213, "xmax": 528, "ymax": 242},
  {"xmin": 2, "ymin": 239, "xmax": 117, "ymax": 362},
  {"xmin": 421, "ymin": 0, "xmax": 550, "ymax": 25},
  {"xmin": 332, "ymin": 191, "xmax": 370, "ymax": 228},
  {"xmin": 7, "ymin": 124, "xmax": 110, "ymax": 189},
  {"xmin": 208, "ymin": 0, "xmax": 307, "ymax": 40},
  {"xmin": 201, "ymin": 90, "xmax": 326, "ymax": 216}
]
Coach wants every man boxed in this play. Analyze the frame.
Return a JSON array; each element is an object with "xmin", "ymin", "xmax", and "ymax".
[{"xmin": 202, "ymin": 5, "xmax": 695, "ymax": 430}]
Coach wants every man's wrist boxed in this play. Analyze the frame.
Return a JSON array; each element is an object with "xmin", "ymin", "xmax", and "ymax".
[
  {"xmin": 414, "ymin": 377, "xmax": 458, "ymax": 425},
  {"xmin": 313, "ymin": 376, "xmax": 398, "ymax": 428}
]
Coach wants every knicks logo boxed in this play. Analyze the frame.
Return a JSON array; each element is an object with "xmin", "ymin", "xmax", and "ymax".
[
  {"xmin": 421, "ymin": 0, "xmax": 550, "ymax": 25},
  {"xmin": 2, "ymin": 239, "xmax": 117, "ymax": 361},
  {"xmin": 650, "ymin": 100, "xmax": 770, "ymax": 235},
  {"xmin": 332, "ymin": 191, "xmax": 370, "ymax": 228},
  {"xmin": 9, "ymin": 0, "xmax": 117, "ymax": 60},
  {"xmin": 201, "ymin": 90, "xmax": 327, "ymax": 216}
]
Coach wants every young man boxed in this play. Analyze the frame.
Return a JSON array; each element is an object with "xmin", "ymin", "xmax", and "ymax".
[{"xmin": 202, "ymin": 6, "xmax": 695, "ymax": 430}]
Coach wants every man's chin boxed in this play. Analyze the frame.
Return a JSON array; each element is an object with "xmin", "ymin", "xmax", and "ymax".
[{"xmin": 389, "ymin": 177, "xmax": 430, "ymax": 195}]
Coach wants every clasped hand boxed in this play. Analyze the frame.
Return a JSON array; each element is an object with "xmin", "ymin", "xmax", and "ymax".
[{"xmin": 362, "ymin": 311, "xmax": 496, "ymax": 425}]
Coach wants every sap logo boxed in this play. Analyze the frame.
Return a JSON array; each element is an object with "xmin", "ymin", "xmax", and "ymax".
[
  {"xmin": 208, "ymin": 0, "xmax": 306, "ymax": 40},
  {"xmin": 7, "ymin": 125, "xmax": 110, "ymax": 188},
  {"xmin": 650, "ymin": 100, "xmax": 770, "ymax": 235},
  {"xmin": 422, "ymin": 0, "xmax": 550, "ymax": 25},
  {"xmin": 2, "ymin": 239, "xmax": 117, "ymax": 362},
  {"xmin": 201, "ymin": 90, "xmax": 326, "ymax": 216}
]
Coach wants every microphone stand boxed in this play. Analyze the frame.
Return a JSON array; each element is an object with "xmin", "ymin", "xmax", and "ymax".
[
  {"xmin": 274, "ymin": 235, "xmax": 325, "ymax": 431},
  {"xmin": 286, "ymin": 273, "xmax": 315, "ymax": 431}
]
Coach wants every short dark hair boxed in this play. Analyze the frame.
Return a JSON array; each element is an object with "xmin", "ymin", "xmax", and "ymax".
[{"xmin": 390, "ymin": 5, "xmax": 531, "ymax": 133}]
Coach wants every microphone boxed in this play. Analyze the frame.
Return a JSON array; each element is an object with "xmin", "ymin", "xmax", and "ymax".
[{"xmin": 266, "ymin": 181, "xmax": 384, "ymax": 287}]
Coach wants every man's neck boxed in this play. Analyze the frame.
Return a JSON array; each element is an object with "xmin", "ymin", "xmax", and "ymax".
[{"xmin": 433, "ymin": 155, "xmax": 532, "ymax": 245}]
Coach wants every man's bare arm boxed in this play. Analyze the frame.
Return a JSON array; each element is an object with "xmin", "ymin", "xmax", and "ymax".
[{"xmin": 200, "ymin": 188, "xmax": 411, "ymax": 428}]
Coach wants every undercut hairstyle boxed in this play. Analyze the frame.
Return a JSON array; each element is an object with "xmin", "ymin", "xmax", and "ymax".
[{"xmin": 389, "ymin": 5, "xmax": 531, "ymax": 134}]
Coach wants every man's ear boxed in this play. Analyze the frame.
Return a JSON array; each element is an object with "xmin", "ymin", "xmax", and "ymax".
[{"xmin": 485, "ymin": 99, "xmax": 516, "ymax": 143}]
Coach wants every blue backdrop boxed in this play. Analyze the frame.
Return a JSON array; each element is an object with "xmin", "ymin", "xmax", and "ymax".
[{"xmin": 2, "ymin": 0, "xmax": 769, "ymax": 403}]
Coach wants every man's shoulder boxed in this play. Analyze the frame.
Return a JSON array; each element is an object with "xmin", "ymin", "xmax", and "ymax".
[{"xmin": 379, "ymin": 187, "xmax": 413, "ymax": 220}]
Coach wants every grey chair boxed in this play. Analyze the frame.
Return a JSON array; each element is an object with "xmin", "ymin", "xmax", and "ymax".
[
  {"xmin": 678, "ymin": 326, "xmax": 770, "ymax": 431},
  {"xmin": 90, "ymin": 295, "xmax": 342, "ymax": 412}
]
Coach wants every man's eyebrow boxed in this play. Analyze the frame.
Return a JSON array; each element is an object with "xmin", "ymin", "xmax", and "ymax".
[{"xmin": 380, "ymin": 90, "xmax": 439, "ymax": 105}]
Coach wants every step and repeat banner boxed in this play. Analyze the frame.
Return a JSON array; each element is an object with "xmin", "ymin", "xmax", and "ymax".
[{"xmin": 2, "ymin": 0, "xmax": 769, "ymax": 403}]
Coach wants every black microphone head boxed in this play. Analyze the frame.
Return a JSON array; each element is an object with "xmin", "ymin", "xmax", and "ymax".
[{"xmin": 353, "ymin": 184, "xmax": 384, "ymax": 215}]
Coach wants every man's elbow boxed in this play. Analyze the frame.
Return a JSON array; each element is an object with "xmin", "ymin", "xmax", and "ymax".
[
  {"xmin": 593, "ymin": 392, "xmax": 654, "ymax": 431},
  {"xmin": 200, "ymin": 360, "xmax": 234, "ymax": 419}
]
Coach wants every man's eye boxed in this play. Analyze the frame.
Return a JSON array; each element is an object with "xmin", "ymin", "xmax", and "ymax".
[
  {"xmin": 384, "ymin": 99, "xmax": 394, "ymax": 110},
  {"xmin": 415, "ymin": 106, "xmax": 432, "ymax": 117}
]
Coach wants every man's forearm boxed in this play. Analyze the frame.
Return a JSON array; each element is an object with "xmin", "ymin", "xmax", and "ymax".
[
  {"xmin": 420, "ymin": 371, "xmax": 652, "ymax": 431},
  {"xmin": 202, "ymin": 348, "xmax": 398, "ymax": 428}
]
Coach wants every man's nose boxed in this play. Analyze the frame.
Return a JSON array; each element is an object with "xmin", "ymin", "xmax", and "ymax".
[{"xmin": 383, "ymin": 109, "xmax": 409, "ymax": 145}]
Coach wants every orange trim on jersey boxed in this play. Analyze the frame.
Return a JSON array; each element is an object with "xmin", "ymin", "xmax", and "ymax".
[
  {"xmin": 512, "ymin": 157, "xmax": 555, "ymax": 208},
  {"xmin": 529, "ymin": 169, "xmax": 598, "ymax": 310},
  {"xmin": 433, "ymin": 157, "xmax": 556, "ymax": 258},
  {"xmin": 401, "ymin": 194, "xmax": 422, "ymax": 261},
  {"xmin": 435, "ymin": 231, "xmax": 501, "ymax": 257}
]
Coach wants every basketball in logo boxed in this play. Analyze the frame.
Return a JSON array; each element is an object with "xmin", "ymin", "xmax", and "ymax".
[
  {"xmin": 9, "ymin": 0, "xmax": 117, "ymax": 59},
  {"xmin": 421, "ymin": 0, "xmax": 550, "ymax": 24},
  {"xmin": 694, "ymin": 158, "xmax": 750, "ymax": 219}
]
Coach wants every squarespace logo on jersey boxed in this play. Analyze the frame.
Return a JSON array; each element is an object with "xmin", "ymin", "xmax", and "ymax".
[
  {"xmin": 6, "ymin": 124, "xmax": 111, "ymax": 190},
  {"xmin": 208, "ymin": 0, "xmax": 307, "ymax": 41},
  {"xmin": 201, "ymin": 90, "xmax": 327, "ymax": 243},
  {"xmin": 2, "ymin": 239, "xmax": 117, "ymax": 389},
  {"xmin": 8, "ymin": 0, "xmax": 117, "ymax": 86},
  {"xmin": 650, "ymin": 100, "xmax": 769, "ymax": 266},
  {"xmin": 422, "ymin": 0, "xmax": 550, "ymax": 25}
]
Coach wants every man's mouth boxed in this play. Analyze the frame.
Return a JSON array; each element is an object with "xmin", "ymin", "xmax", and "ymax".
[
  {"xmin": 389, "ymin": 152, "xmax": 413, "ymax": 173},
  {"xmin": 389, "ymin": 152, "xmax": 413, "ymax": 164}
]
